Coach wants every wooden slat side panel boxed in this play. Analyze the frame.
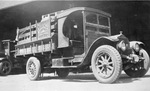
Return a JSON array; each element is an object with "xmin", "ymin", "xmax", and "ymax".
[{"xmin": 15, "ymin": 42, "xmax": 54, "ymax": 56}]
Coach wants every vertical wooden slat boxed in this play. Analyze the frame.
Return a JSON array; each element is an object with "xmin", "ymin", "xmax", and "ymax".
[
  {"xmin": 23, "ymin": 45, "xmax": 25, "ymax": 57},
  {"xmin": 36, "ymin": 44, "xmax": 38, "ymax": 53},
  {"xmin": 49, "ymin": 41, "xmax": 51, "ymax": 51},
  {"xmin": 33, "ymin": 43, "xmax": 35, "ymax": 55},
  {"xmin": 82, "ymin": 11, "xmax": 87, "ymax": 53},
  {"xmin": 49, "ymin": 15, "xmax": 53, "ymax": 53},
  {"xmin": 108, "ymin": 17, "xmax": 111, "ymax": 35},
  {"xmin": 35, "ymin": 20, "xmax": 38, "ymax": 40},
  {"xmin": 49, "ymin": 14, "xmax": 51, "ymax": 38},
  {"xmin": 15, "ymin": 27, "xmax": 19, "ymax": 42},
  {"xmin": 29, "ymin": 23, "xmax": 32, "ymax": 41},
  {"xmin": 41, "ymin": 41, "xmax": 43, "ymax": 55},
  {"xmin": 30, "ymin": 45, "xmax": 32, "ymax": 54}
]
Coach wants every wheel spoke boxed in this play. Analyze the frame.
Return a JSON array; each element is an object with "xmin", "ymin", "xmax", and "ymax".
[
  {"xmin": 98, "ymin": 59, "xmax": 103, "ymax": 64},
  {"xmin": 104, "ymin": 70, "xmax": 107, "ymax": 75},
  {"xmin": 104, "ymin": 55, "xmax": 107, "ymax": 61},
  {"xmin": 28, "ymin": 63, "xmax": 36, "ymax": 76},
  {"xmin": 107, "ymin": 65, "xmax": 113, "ymax": 70},
  {"xmin": 97, "ymin": 64, "xmax": 103, "ymax": 68},
  {"xmin": 3, "ymin": 63, "xmax": 6, "ymax": 68},
  {"xmin": 135, "ymin": 64, "xmax": 141, "ymax": 71},
  {"xmin": 101, "ymin": 56, "xmax": 105, "ymax": 61},
  {"xmin": 108, "ymin": 61, "xmax": 113, "ymax": 65},
  {"xmin": 28, "ymin": 66, "xmax": 32, "ymax": 71},
  {"xmin": 106, "ymin": 68, "xmax": 112, "ymax": 75},
  {"xmin": 98, "ymin": 67, "xmax": 104, "ymax": 73},
  {"xmin": 106, "ymin": 56, "xmax": 111, "ymax": 62},
  {"xmin": 2, "ymin": 68, "xmax": 5, "ymax": 72},
  {"xmin": 6, "ymin": 63, "xmax": 9, "ymax": 67}
]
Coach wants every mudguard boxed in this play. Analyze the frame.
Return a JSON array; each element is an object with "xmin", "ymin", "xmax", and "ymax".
[
  {"xmin": 78, "ymin": 35, "xmax": 121, "ymax": 68},
  {"xmin": 130, "ymin": 41, "xmax": 144, "ymax": 49},
  {"xmin": 77, "ymin": 33, "xmax": 130, "ymax": 68},
  {"xmin": 0, "ymin": 57, "xmax": 5, "ymax": 62}
]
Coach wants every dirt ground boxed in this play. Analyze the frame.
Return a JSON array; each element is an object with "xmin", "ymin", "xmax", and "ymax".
[{"xmin": 0, "ymin": 69, "xmax": 150, "ymax": 91}]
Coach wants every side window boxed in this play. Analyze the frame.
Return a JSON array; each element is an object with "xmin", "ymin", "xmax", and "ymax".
[
  {"xmin": 86, "ymin": 14, "xmax": 97, "ymax": 24},
  {"xmin": 85, "ymin": 12, "xmax": 110, "ymax": 35},
  {"xmin": 98, "ymin": 16, "xmax": 109, "ymax": 26}
]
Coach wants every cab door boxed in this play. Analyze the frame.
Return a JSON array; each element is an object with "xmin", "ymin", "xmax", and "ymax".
[{"xmin": 83, "ymin": 12, "xmax": 111, "ymax": 52}]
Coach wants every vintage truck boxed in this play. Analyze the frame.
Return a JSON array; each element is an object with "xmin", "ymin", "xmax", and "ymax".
[{"xmin": 0, "ymin": 7, "xmax": 149, "ymax": 83}]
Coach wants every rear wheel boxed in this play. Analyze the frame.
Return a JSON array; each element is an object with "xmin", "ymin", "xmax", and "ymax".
[
  {"xmin": 26, "ymin": 57, "xmax": 41, "ymax": 80},
  {"xmin": 124, "ymin": 49, "xmax": 150, "ymax": 77},
  {"xmin": 56, "ymin": 68, "xmax": 69, "ymax": 78},
  {"xmin": 0, "ymin": 60, "xmax": 12, "ymax": 76},
  {"xmin": 91, "ymin": 45, "xmax": 122, "ymax": 83}
]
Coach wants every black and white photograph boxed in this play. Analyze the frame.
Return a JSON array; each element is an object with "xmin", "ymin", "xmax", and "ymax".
[{"xmin": 0, "ymin": 0, "xmax": 150, "ymax": 91}]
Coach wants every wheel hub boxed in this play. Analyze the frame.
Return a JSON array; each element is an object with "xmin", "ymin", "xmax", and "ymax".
[
  {"xmin": 28, "ymin": 62, "xmax": 36, "ymax": 77},
  {"xmin": 131, "ymin": 54, "xmax": 140, "ymax": 63},
  {"xmin": 1, "ymin": 62, "xmax": 11, "ymax": 74},
  {"xmin": 96, "ymin": 53, "xmax": 114, "ymax": 78}
]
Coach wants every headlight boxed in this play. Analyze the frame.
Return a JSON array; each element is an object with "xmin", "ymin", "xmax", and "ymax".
[
  {"xmin": 134, "ymin": 43, "xmax": 140, "ymax": 52},
  {"xmin": 118, "ymin": 41, "xmax": 126, "ymax": 51}
]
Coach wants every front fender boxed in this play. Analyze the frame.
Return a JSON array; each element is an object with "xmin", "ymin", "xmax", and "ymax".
[
  {"xmin": 78, "ymin": 37, "xmax": 117, "ymax": 68},
  {"xmin": 78, "ymin": 34, "xmax": 130, "ymax": 68},
  {"xmin": 130, "ymin": 41, "xmax": 145, "ymax": 49},
  {"xmin": 0, "ymin": 57, "xmax": 6, "ymax": 62}
]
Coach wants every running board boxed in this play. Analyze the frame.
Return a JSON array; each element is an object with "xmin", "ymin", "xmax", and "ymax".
[{"xmin": 51, "ymin": 66, "xmax": 77, "ymax": 68}]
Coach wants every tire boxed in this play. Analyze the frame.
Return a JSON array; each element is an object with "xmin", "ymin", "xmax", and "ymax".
[
  {"xmin": 91, "ymin": 45, "xmax": 122, "ymax": 83},
  {"xmin": 26, "ymin": 57, "xmax": 41, "ymax": 81},
  {"xmin": 124, "ymin": 49, "xmax": 150, "ymax": 77},
  {"xmin": 56, "ymin": 68, "xmax": 69, "ymax": 78},
  {"xmin": 0, "ymin": 60, "xmax": 12, "ymax": 76}
]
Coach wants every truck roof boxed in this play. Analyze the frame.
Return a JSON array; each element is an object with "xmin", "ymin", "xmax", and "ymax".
[{"xmin": 56, "ymin": 7, "xmax": 111, "ymax": 19}]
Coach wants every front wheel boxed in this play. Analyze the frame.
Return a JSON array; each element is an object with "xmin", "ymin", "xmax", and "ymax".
[
  {"xmin": 0, "ymin": 60, "xmax": 12, "ymax": 76},
  {"xmin": 124, "ymin": 49, "xmax": 150, "ymax": 77},
  {"xmin": 91, "ymin": 45, "xmax": 122, "ymax": 83},
  {"xmin": 26, "ymin": 57, "xmax": 41, "ymax": 80}
]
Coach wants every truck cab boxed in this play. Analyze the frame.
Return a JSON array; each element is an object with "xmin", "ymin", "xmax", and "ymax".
[{"xmin": 0, "ymin": 40, "xmax": 15, "ymax": 75}]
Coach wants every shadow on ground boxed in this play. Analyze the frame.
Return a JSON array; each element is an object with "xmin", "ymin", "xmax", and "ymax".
[
  {"xmin": 10, "ymin": 68, "xmax": 26, "ymax": 75},
  {"xmin": 38, "ymin": 73, "xmax": 150, "ymax": 84},
  {"xmin": 5, "ymin": 69, "xmax": 150, "ymax": 84},
  {"xmin": 114, "ymin": 74, "xmax": 150, "ymax": 84},
  {"xmin": 38, "ymin": 73, "xmax": 97, "ymax": 83}
]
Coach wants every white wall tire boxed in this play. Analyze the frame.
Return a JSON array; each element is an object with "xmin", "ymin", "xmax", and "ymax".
[
  {"xmin": 26, "ymin": 57, "xmax": 41, "ymax": 81},
  {"xmin": 91, "ymin": 45, "xmax": 122, "ymax": 83}
]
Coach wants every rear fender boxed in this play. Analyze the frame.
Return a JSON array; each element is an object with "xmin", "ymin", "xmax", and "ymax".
[{"xmin": 78, "ymin": 37, "xmax": 118, "ymax": 67}]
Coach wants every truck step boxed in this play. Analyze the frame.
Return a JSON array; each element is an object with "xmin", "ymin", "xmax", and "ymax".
[{"xmin": 51, "ymin": 66, "xmax": 77, "ymax": 68}]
